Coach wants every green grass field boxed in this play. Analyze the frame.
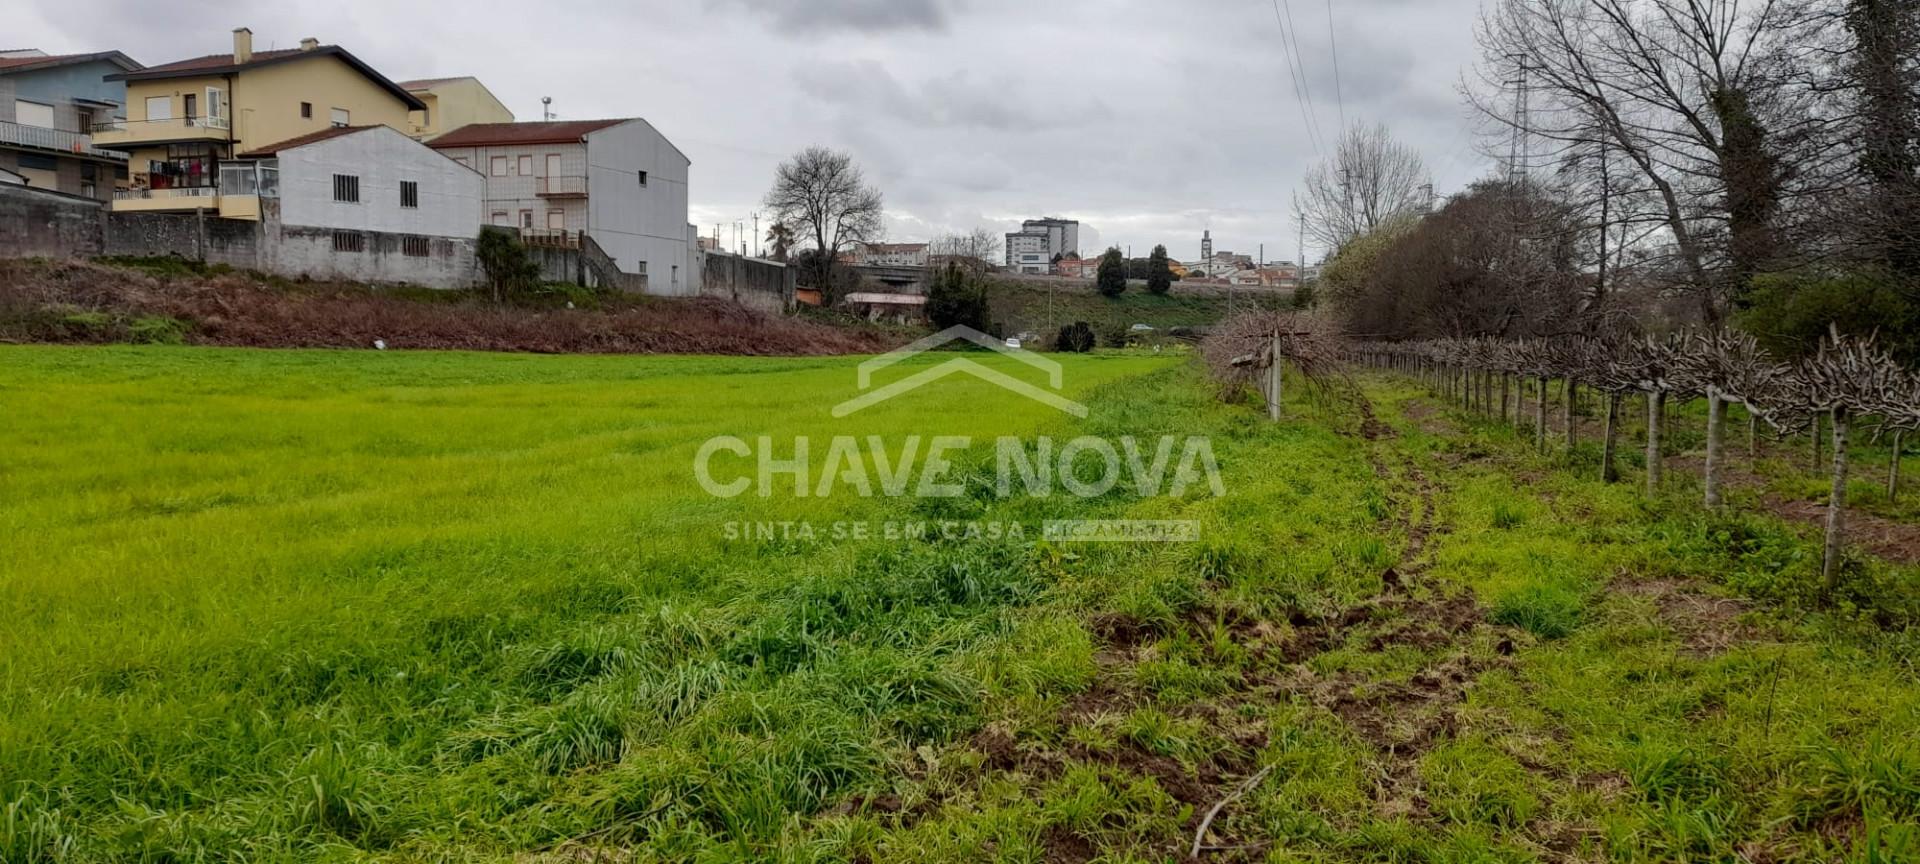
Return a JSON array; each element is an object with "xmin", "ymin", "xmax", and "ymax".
[{"xmin": 3, "ymin": 345, "xmax": 1918, "ymax": 862}]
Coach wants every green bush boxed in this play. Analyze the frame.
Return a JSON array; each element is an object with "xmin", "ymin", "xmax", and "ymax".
[
  {"xmin": 1739, "ymin": 271, "xmax": 1920, "ymax": 363},
  {"xmin": 128, "ymin": 316, "xmax": 189, "ymax": 345},
  {"xmin": 925, "ymin": 263, "xmax": 992, "ymax": 333},
  {"xmin": 1055, "ymin": 321, "xmax": 1096, "ymax": 352}
]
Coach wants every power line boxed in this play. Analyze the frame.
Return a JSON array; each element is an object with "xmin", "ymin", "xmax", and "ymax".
[
  {"xmin": 1279, "ymin": 0, "xmax": 1326, "ymax": 151},
  {"xmin": 1269, "ymin": 0, "xmax": 1323, "ymax": 154},
  {"xmin": 1324, "ymin": 0, "xmax": 1347, "ymax": 135}
]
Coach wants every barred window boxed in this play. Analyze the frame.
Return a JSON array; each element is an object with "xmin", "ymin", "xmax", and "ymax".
[
  {"xmin": 401, "ymin": 236, "xmax": 431, "ymax": 257},
  {"xmin": 333, "ymin": 231, "xmax": 365, "ymax": 253},
  {"xmin": 399, "ymin": 180, "xmax": 418, "ymax": 209},
  {"xmin": 332, "ymin": 174, "xmax": 359, "ymax": 203}
]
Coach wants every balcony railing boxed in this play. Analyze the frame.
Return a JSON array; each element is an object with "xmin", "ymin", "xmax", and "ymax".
[
  {"xmin": 520, "ymin": 228, "xmax": 583, "ymax": 248},
  {"xmin": 92, "ymin": 116, "xmax": 230, "ymax": 134},
  {"xmin": 114, "ymin": 187, "xmax": 218, "ymax": 201},
  {"xmin": 0, "ymin": 121, "xmax": 125, "ymax": 160},
  {"xmin": 536, "ymin": 175, "xmax": 587, "ymax": 197}
]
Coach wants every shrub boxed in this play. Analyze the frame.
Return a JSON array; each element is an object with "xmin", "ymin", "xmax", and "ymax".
[
  {"xmin": 1146, "ymin": 245, "xmax": 1173, "ymax": 295},
  {"xmin": 1095, "ymin": 248, "xmax": 1126, "ymax": 298},
  {"xmin": 1739, "ymin": 271, "xmax": 1920, "ymax": 364},
  {"xmin": 925, "ymin": 263, "xmax": 992, "ymax": 333},
  {"xmin": 1056, "ymin": 321, "xmax": 1096, "ymax": 352},
  {"xmin": 475, "ymin": 227, "xmax": 540, "ymax": 303}
]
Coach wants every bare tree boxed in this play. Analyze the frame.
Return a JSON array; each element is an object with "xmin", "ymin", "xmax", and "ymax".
[
  {"xmin": 929, "ymin": 229, "xmax": 1002, "ymax": 274},
  {"xmin": 764, "ymin": 147, "xmax": 884, "ymax": 295},
  {"xmin": 1293, "ymin": 123, "xmax": 1431, "ymax": 252},
  {"xmin": 1471, "ymin": 0, "xmax": 1823, "ymax": 325}
]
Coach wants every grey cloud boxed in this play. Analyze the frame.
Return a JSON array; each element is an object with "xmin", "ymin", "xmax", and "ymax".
[{"xmin": 709, "ymin": 0, "xmax": 955, "ymax": 34}]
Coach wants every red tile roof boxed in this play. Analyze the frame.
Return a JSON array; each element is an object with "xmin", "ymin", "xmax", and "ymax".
[
  {"xmin": 426, "ymin": 119, "xmax": 630, "ymax": 148},
  {"xmin": 0, "ymin": 51, "xmax": 141, "ymax": 73},
  {"xmin": 236, "ymin": 125, "xmax": 377, "ymax": 158},
  {"xmin": 133, "ymin": 47, "xmax": 307, "ymax": 74},
  {"xmin": 108, "ymin": 46, "xmax": 423, "ymax": 110}
]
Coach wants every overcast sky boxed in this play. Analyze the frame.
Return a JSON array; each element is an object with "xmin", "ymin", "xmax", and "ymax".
[{"xmin": 13, "ymin": 0, "xmax": 1496, "ymax": 263}]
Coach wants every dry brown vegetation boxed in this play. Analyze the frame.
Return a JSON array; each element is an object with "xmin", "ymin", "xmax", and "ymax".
[{"xmin": 0, "ymin": 258, "xmax": 907, "ymax": 356}]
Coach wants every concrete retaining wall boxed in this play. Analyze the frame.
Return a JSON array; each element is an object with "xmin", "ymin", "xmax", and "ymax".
[
  {"xmin": 0, "ymin": 183, "xmax": 105, "ymax": 259},
  {"xmin": 102, "ymin": 203, "xmax": 479, "ymax": 289},
  {"xmin": 700, "ymin": 251, "xmax": 793, "ymax": 314}
]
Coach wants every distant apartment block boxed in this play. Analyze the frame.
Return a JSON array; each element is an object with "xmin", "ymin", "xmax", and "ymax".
[
  {"xmin": 398, "ymin": 76, "xmax": 512, "ymax": 141},
  {"xmin": 1004, "ymin": 217, "xmax": 1097, "ymax": 274},
  {"xmin": 0, "ymin": 50, "xmax": 142, "ymax": 202},
  {"xmin": 95, "ymin": 27, "xmax": 424, "ymax": 218},
  {"xmin": 852, "ymin": 242, "xmax": 928, "ymax": 268},
  {"xmin": 427, "ymin": 118, "xmax": 694, "ymax": 294}
]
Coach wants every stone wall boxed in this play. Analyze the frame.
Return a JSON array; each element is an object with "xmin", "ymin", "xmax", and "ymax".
[
  {"xmin": 0, "ymin": 183, "xmax": 105, "ymax": 259},
  {"xmin": 104, "ymin": 210, "xmax": 263, "ymax": 270},
  {"xmin": 700, "ymin": 251, "xmax": 794, "ymax": 314},
  {"xmin": 101, "ymin": 204, "xmax": 479, "ymax": 290}
]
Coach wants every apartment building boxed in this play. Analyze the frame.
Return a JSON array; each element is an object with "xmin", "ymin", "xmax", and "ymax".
[
  {"xmin": 852, "ymin": 242, "xmax": 929, "ymax": 268},
  {"xmin": 0, "ymin": 50, "xmax": 142, "ymax": 201},
  {"xmin": 427, "ymin": 118, "xmax": 694, "ymax": 293},
  {"xmin": 93, "ymin": 27, "xmax": 423, "ymax": 216},
  {"xmin": 399, "ymin": 76, "xmax": 512, "ymax": 141},
  {"xmin": 1004, "ymin": 217, "xmax": 1095, "ymax": 273}
]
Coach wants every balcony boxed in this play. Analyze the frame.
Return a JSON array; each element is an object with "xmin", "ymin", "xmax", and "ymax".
[
  {"xmin": 0, "ymin": 121, "xmax": 125, "ymax": 161},
  {"xmin": 536, "ymin": 175, "xmax": 587, "ymax": 198},
  {"xmin": 111, "ymin": 186, "xmax": 219, "ymax": 212},
  {"xmin": 90, "ymin": 116, "xmax": 231, "ymax": 149}
]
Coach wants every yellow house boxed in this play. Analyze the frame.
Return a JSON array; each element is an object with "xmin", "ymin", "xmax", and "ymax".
[
  {"xmin": 94, "ymin": 27, "xmax": 423, "ymax": 213},
  {"xmin": 398, "ymin": 76, "xmax": 513, "ymax": 141}
]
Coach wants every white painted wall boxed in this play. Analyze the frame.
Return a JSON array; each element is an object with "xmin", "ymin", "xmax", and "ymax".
[
  {"xmin": 277, "ymin": 126, "xmax": 483, "ymax": 238},
  {"xmin": 584, "ymin": 119, "xmax": 693, "ymax": 295}
]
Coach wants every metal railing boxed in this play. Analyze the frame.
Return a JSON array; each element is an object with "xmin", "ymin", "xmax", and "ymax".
[
  {"xmin": 520, "ymin": 228, "xmax": 582, "ymax": 248},
  {"xmin": 536, "ymin": 175, "xmax": 587, "ymax": 196},
  {"xmin": 114, "ymin": 186, "xmax": 218, "ymax": 201},
  {"xmin": 0, "ymin": 121, "xmax": 125, "ymax": 160},
  {"xmin": 91, "ymin": 116, "xmax": 230, "ymax": 134}
]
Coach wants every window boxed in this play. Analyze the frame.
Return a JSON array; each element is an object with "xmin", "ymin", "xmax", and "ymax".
[
  {"xmin": 205, "ymin": 88, "xmax": 223, "ymax": 122},
  {"xmin": 13, "ymin": 100, "xmax": 53, "ymax": 129},
  {"xmin": 517, "ymin": 155, "xmax": 533, "ymax": 176},
  {"xmin": 490, "ymin": 156, "xmax": 507, "ymax": 177},
  {"xmin": 332, "ymin": 231, "xmax": 365, "ymax": 253},
  {"xmin": 519, "ymin": 209, "xmax": 533, "ymax": 228},
  {"xmin": 75, "ymin": 107, "xmax": 94, "ymax": 132},
  {"xmin": 182, "ymin": 93, "xmax": 197, "ymax": 119},
  {"xmin": 545, "ymin": 154, "xmax": 561, "ymax": 177},
  {"xmin": 332, "ymin": 173, "xmax": 360, "ymax": 203},
  {"xmin": 144, "ymin": 95, "xmax": 172, "ymax": 121},
  {"xmin": 399, "ymin": 180, "xmax": 418, "ymax": 209},
  {"xmin": 330, "ymin": 107, "xmax": 349, "ymax": 127},
  {"xmin": 490, "ymin": 211, "xmax": 509, "ymax": 226},
  {"xmin": 80, "ymin": 182, "xmax": 96, "ymax": 199},
  {"xmin": 401, "ymin": 236, "xmax": 431, "ymax": 257},
  {"xmin": 546, "ymin": 210, "xmax": 564, "ymax": 229},
  {"xmin": 300, "ymin": 102, "xmax": 312, "ymax": 119},
  {"xmin": 636, "ymin": 170, "xmax": 647, "ymax": 186}
]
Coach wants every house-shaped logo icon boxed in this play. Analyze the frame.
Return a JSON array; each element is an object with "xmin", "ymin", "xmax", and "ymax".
[{"xmin": 831, "ymin": 326, "xmax": 1090, "ymax": 418}]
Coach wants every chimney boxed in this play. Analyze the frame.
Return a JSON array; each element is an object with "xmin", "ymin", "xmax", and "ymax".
[
  {"xmin": 232, "ymin": 27, "xmax": 252, "ymax": 64},
  {"xmin": 299, "ymin": 37, "xmax": 319, "ymax": 51}
]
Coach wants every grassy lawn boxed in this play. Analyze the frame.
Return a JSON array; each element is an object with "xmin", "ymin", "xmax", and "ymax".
[{"xmin": 3, "ymin": 347, "xmax": 1918, "ymax": 862}]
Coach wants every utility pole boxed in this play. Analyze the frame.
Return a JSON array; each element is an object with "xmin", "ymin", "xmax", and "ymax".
[
  {"xmin": 1507, "ymin": 56, "xmax": 1531, "ymax": 185},
  {"xmin": 752, "ymin": 212, "xmax": 760, "ymax": 258}
]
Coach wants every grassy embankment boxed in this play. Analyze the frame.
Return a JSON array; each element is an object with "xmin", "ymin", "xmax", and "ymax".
[
  {"xmin": 981, "ymin": 278, "xmax": 1291, "ymax": 343},
  {"xmin": 2, "ymin": 346, "xmax": 1918, "ymax": 861}
]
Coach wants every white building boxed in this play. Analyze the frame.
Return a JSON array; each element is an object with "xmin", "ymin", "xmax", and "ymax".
[
  {"xmin": 1004, "ymin": 217, "xmax": 1094, "ymax": 272},
  {"xmin": 218, "ymin": 124, "xmax": 483, "ymax": 288},
  {"xmin": 428, "ymin": 118, "xmax": 695, "ymax": 294},
  {"xmin": 853, "ymin": 242, "xmax": 929, "ymax": 267}
]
